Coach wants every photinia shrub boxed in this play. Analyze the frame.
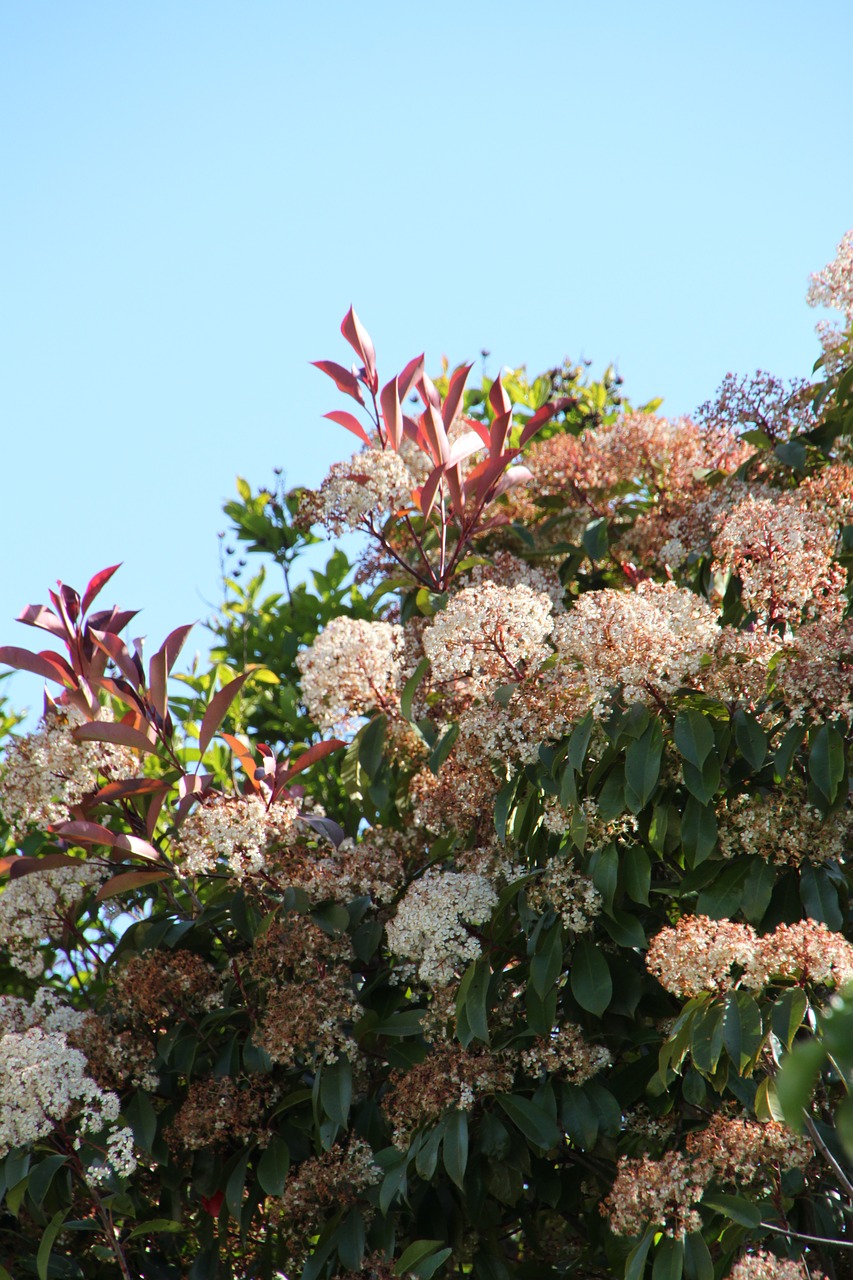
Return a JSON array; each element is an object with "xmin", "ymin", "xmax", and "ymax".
[{"xmin": 0, "ymin": 233, "xmax": 852, "ymax": 1280}]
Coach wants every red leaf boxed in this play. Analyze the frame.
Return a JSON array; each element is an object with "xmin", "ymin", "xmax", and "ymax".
[
  {"xmin": 221, "ymin": 732, "xmax": 262, "ymax": 792},
  {"xmin": 93, "ymin": 777, "xmax": 169, "ymax": 802},
  {"xmin": 73, "ymin": 720, "xmax": 158, "ymax": 754},
  {"xmin": 81, "ymin": 565, "xmax": 122, "ymax": 615},
  {"xmin": 380, "ymin": 378, "xmax": 403, "ymax": 450},
  {"xmin": 397, "ymin": 354, "xmax": 424, "ymax": 402},
  {"xmin": 311, "ymin": 360, "xmax": 365, "ymax": 406},
  {"xmin": 340, "ymin": 306, "xmax": 378, "ymax": 392},
  {"xmin": 0, "ymin": 855, "xmax": 18, "ymax": 876},
  {"xmin": 197, "ymin": 672, "xmax": 253, "ymax": 760},
  {"xmin": 9, "ymin": 853, "xmax": 83, "ymax": 879},
  {"xmin": 90, "ymin": 631, "xmax": 143, "ymax": 690},
  {"xmin": 441, "ymin": 363, "xmax": 473, "ymax": 430},
  {"xmin": 88, "ymin": 608, "xmax": 140, "ymax": 636},
  {"xmin": 417, "ymin": 463, "xmax": 446, "ymax": 521},
  {"xmin": 489, "ymin": 410, "xmax": 513, "ymax": 458},
  {"xmin": 489, "ymin": 372, "xmax": 511, "ymax": 418},
  {"xmin": 491, "ymin": 464, "xmax": 533, "ymax": 499},
  {"xmin": 444, "ymin": 465, "xmax": 466, "ymax": 520},
  {"xmin": 418, "ymin": 371, "xmax": 442, "ymax": 411},
  {"xmin": 277, "ymin": 737, "xmax": 345, "ymax": 786},
  {"xmin": 53, "ymin": 820, "xmax": 161, "ymax": 861},
  {"xmin": 96, "ymin": 869, "xmax": 170, "ymax": 901},
  {"xmin": 0, "ymin": 646, "xmax": 77, "ymax": 689},
  {"xmin": 421, "ymin": 403, "xmax": 449, "ymax": 465},
  {"xmin": 156, "ymin": 623, "xmax": 195, "ymax": 675},
  {"xmin": 517, "ymin": 396, "xmax": 574, "ymax": 449},
  {"xmin": 16, "ymin": 604, "xmax": 66, "ymax": 640},
  {"xmin": 201, "ymin": 1192, "xmax": 224, "ymax": 1218},
  {"xmin": 148, "ymin": 647, "xmax": 168, "ymax": 721},
  {"xmin": 445, "ymin": 430, "xmax": 485, "ymax": 469},
  {"xmin": 323, "ymin": 410, "xmax": 372, "ymax": 447}
]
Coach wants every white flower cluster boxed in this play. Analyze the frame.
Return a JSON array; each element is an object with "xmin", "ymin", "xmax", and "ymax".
[
  {"xmin": 0, "ymin": 987, "xmax": 87, "ymax": 1036},
  {"xmin": 385, "ymin": 869, "xmax": 498, "ymax": 986},
  {"xmin": 86, "ymin": 1124, "xmax": 138, "ymax": 1186},
  {"xmin": 552, "ymin": 581, "xmax": 720, "ymax": 715},
  {"xmin": 0, "ymin": 1027, "xmax": 130, "ymax": 1165},
  {"xmin": 0, "ymin": 863, "xmax": 104, "ymax": 977},
  {"xmin": 526, "ymin": 856, "xmax": 602, "ymax": 933},
  {"xmin": 712, "ymin": 490, "xmax": 842, "ymax": 625},
  {"xmin": 521, "ymin": 1023, "xmax": 612, "ymax": 1083},
  {"xmin": 730, "ymin": 1252, "xmax": 821, "ymax": 1280},
  {"xmin": 423, "ymin": 582, "xmax": 555, "ymax": 693},
  {"xmin": 313, "ymin": 446, "xmax": 415, "ymax": 534},
  {"xmin": 177, "ymin": 792, "xmax": 298, "ymax": 879},
  {"xmin": 0, "ymin": 705, "xmax": 133, "ymax": 841},
  {"xmin": 297, "ymin": 616, "xmax": 405, "ymax": 732},
  {"xmin": 807, "ymin": 228, "xmax": 853, "ymax": 374},
  {"xmin": 718, "ymin": 790, "xmax": 850, "ymax": 867}
]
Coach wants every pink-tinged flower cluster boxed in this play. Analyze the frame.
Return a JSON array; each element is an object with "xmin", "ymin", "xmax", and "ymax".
[
  {"xmin": 730, "ymin": 1252, "xmax": 824, "ymax": 1280},
  {"xmin": 296, "ymin": 616, "xmax": 405, "ymax": 732},
  {"xmin": 712, "ymin": 490, "xmax": 843, "ymax": 626},
  {"xmin": 647, "ymin": 915, "xmax": 853, "ymax": 998},
  {"xmin": 301, "ymin": 445, "xmax": 415, "ymax": 535},
  {"xmin": 807, "ymin": 229, "xmax": 853, "ymax": 374},
  {"xmin": 552, "ymin": 581, "xmax": 719, "ymax": 715},
  {"xmin": 423, "ymin": 581, "xmax": 555, "ymax": 694}
]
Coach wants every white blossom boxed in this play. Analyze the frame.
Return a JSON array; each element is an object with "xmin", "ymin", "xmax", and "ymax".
[{"xmin": 386, "ymin": 869, "xmax": 498, "ymax": 985}]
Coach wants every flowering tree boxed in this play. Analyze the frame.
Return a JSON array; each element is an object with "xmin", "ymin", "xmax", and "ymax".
[{"xmin": 0, "ymin": 233, "xmax": 852, "ymax": 1280}]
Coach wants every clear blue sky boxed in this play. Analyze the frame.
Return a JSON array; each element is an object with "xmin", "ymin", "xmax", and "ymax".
[{"xmin": 2, "ymin": 1, "xmax": 852, "ymax": 716}]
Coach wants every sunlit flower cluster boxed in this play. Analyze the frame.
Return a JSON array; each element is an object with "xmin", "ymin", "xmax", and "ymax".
[
  {"xmin": 552, "ymin": 581, "xmax": 720, "ymax": 714},
  {"xmin": 385, "ymin": 868, "xmax": 498, "ymax": 986},
  {"xmin": 685, "ymin": 1114, "xmax": 812, "ymax": 1187},
  {"xmin": 773, "ymin": 617, "xmax": 853, "ymax": 724},
  {"xmin": 0, "ymin": 862, "xmax": 104, "ymax": 977},
  {"xmin": 0, "ymin": 705, "xmax": 133, "ymax": 841},
  {"xmin": 603, "ymin": 1150, "xmax": 706, "ymax": 1237},
  {"xmin": 648, "ymin": 915, "xmax": 853, "ymax": 998},
  {"xmin": 297, "ymin": 616, "xmax": 405, "ymax": 731},
  {"xmin": 423, "ymin": 582, "xmax": 555, "ymax": 694},
  {"xmin": 305, "ymin": 446, "xmax": 415, "ymax": 535},
  {"xmin": 526, "ymin": 856, "xmax": 602, "ymax": 933},
  {"xmin": 0, "ymin": 1026, "xmax": 129, "ymax": 1170},
  {"xmin": 177, "ymin": 791, "xmax": 299, "ymax": 879},
  {"xmin": 807, "ymin": 229, "xmax": 853, "ymax": 374},
  {"xmin": 521, "ymin": 1023, "xmax": 611, "ymax": 1083},
  {"xmin": 717, "ymin": 788, "xmax": 850, "ymax": 866},
  {"xmin": 729, "ymin": 1252, "xmax": 822, "ymax": 1280},
  {"xmin": 712, "ymin": 490, "xmax": 842, "ymax": 626},
  {"xmin": 460, "ymin": 550, "xmax": 565, "ymax": 610}
]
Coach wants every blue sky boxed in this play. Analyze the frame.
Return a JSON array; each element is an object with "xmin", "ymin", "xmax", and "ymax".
[{"xmin": 2, "ymin": 1, "xmax": 852, "ymax": 717}]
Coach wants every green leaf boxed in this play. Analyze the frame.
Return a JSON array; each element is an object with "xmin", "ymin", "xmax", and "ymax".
[
  {"xmin": 561, "ymin": 1085, "xmax": 598, "ymax": 1150},
  {"xmin": 770, "ymin": 988, "xmax": 808, "ymax": 1051},
  {"xmin": 690, "ymin": 1001, "xmax": 725, "ymax": 1075},
  {"xmin": 494, "ymin": 774, "xmax": 520, "ymax": 845},
  {"xmin": 652, "ymin": 1235, "xmax": 684, "ymax": 1280},
  {"xmin": 530, "ymin": 920, "xmax": 564, "ymax": 999},
  {"xmin": 321, "ymin": 1056, "xmax": 352, "ymax": 1126},
  {"xmin": 337, "ymin": 1208, "xmax": 366, "ymax": 1271},
  {"xmin": 774, "ymin": 723, "xmax": 804, "ymax": 781},
  {"xmin": 603, "ymin": 908, "xmax": 646, "ymax": 948},
  {"xmin": 429, "ymin": 722, "xmax": 459, "ymax": 775},
  {"xmin": 225, "ymin": 1147, "xmax": 253, "ymax": 1219},
  {"xmin": 380, "ymin": 1157, "xmax": 408, "ymax": 1215},
  {"xmin": 723, "ymin": 991, "xmax": 764, "ymax": 1072},
  {"xmin": 808, "ymin": 723, "xmax": 846, "ymax": 804},
  {"xmin": 358, "ymin": 714, "xmax": 387, "ymax": 780},
  {"xmin": 625, "ymin": 720, "xmax": 663, "ymax": 811},
  {"xmin": 495, "ymin": 1094, "xmax": 561, "ymax": 1151},
  {"xmin": 591, "ymin": 843, "xmax": 619, "ymax": 913},
  {"xmin": 37, "ymin": 1209, "xmax": 68, "ymax": 1280},
  {"xmin": 456, "ymin": 957, "xmax": 491, "ymax": 1045},
  {"xmin": 674, "ymin": 711, "xmax": 715, "ymax": 769},
  {"xmin": 126, "ymin": 1218, "xmax": 184, "ymax": 1239},
  {"xmin": 567, "ymin": 714, "xmax": 594, "ymax": 772},
  {"xmin": 733, "ymin": 709, "xmax": 767, "ymax": 771},
  {"xmin": 625, "ymin": 1228, "xmax": 655, "ymax": 1280},
  {"xmin": 741, "ymin": 858, "xmax": 775, "ymax": 924},
  {"xmin": 681, "ymin": 753, "xmax": 720, "ymax": 804},
  {"xmin": 570, "ymin": 939, "xmax": 612, "ymax": 1016},
  {"xmin": 257, "ymin": 1135, "xmax": 290, "ymax": 1197},
  {"xmin": 623, "ymin": 846, "xmax": 651, "ymax": 905},
  {"xmin": 775, "ymin": 1038, "xmax": 825, "ymax": 1129},
  {"xmin": 415, "ymin": 1123, "xmax": 444, "ymax": 1180},
  {"xmin": 582, "ymin": 517, "xmax": 609, "ymax": 561},
  {"xmin": 394, "ymin": 1233, "xmax": 450, "ymax": 1274},
  {"xmin": 799, "ymin": 862, "xmax": 843, "ymax": 930},
  {"xmin": 683, "ymin": 1232, "xmax": 714, "ymax": 1280},
  {"xmin": 697, "ymin": 859, "xmax": 753, "ymax": 919},
  {"xmin": 443, "ymin": 1109, "xmax": 469, "ymax": 1190},
  {"xmin": 27, "ymin": 1154, "xmax": 68, "ymax": 1207},
  {"xmin": 400, "ymin": 657, "xmax": 430, "ymax": 722},
  {"xmin": 702, "ymin": 1193, "xmax": 761, "ymax": 1227},
  {"xmin": 680, "ymin": 797, "xmax": 718, "ymax": 865}
]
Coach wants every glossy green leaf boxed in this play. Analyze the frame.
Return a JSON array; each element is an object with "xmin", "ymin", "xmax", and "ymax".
[
  {"xmin": 652, "ymin": 1235, "xmax": 683, "ymax": 1280},
  {"xmin": 443, "ymin": 1109, "xmax": 469, "ymax": 1190},
  {"xmin": 495, "ymin": 1094, "xmax": 561, "ymax": 1151},
  {"xmin": 674, "ymin": 710, "xmax": 715, "ymax": 769},
  {"xmin": 702, "ymin": 1193, "xmax": 761, "ymax": 1227},
  {"xmin": 321, "ymin": 1055, "xmax": 352, "ymax": 1126},
  {"xmin": 257, "ymin": 1135, "xmax": 290, "ymax": 1197},
  {"xmin": 570, "ymin": 939, "xmax": 612, "ymax": 1016},
  {"xmin": 37, "ymin": 1209, "xmax": 68, "ymax": 1280},
  {"xmin": 770, "ymin": 987, "xmax": 808, "ymax": 1051},
  {"xmin": 625, "ymin": 720, "xmax": 663, "ymax": 811},
  {"xmin": 808, "ymin": 723, "xmax": 845, "ymax": 803},
  {"xmin": 733, "ymin": 708, "xmax": 767, "ymax": 770}
]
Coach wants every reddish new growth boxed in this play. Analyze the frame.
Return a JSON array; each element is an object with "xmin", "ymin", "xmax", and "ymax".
[{"xmin": 307, "ymin": 307, "xmax": 573, "ymax": 590}]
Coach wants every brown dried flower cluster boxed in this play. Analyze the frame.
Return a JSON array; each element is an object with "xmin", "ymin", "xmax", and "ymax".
[
  {"xmin": 251, "ymin": 917, "xmax": 360, "ymax": 1068},
  {"xmin": 729, "ymin": 1251, "xmax": 824, "ymax": 1280},
  {"xmin": 266, "ymin": 827, "xmax": 408, "ymax": 905},
  {"xmin": 167, "ymin": 1075, "xmax": 272, "ymax": 1152},
  {"xmin": 521, "ymin": 1022, "xmax": 611, "ymax": 1083},
  {"xmin": 272, "ymin": 1139, "xmax": 381, "ymax": 1271},
  {"xmin": 383, "ymin": 1041, "xmax": 514, "ymax": 1148},
  {"xmin": 110, "ymin": 949, "xmax": 223, "ymax": 1036}
]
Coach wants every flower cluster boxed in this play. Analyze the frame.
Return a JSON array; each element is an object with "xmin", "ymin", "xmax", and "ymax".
[
  {"xmin": 383, "ymin": 1041, "xmax": 515, "ymax": 1147},
  {"xmin": 297, "ymin": 616, "xmax": 405, "ymax": 731},
  {"xmin": 0, "ymin": 862, "xmax": 104, "ymax": 977},
  {"xmin": 525, "ymin": 856, "xmax": 602, "ymax": 933},
  {"xmin": 423, "ymin": 582, "xmax": 555, "ymax": 694},
  {"xmin": 647, "ymin": 915, "xmax": 853, "ymax": 998},
  {"xmin": 729, "ymin": 1252, "xmax": 824, "ymax": 1280},
  {"xmin": 273, "ymin": 1139, "xmax": 382, "ymax": 1270},
  {"xmin": 177, "ymin": 791, "xmax": 299, "ymax": 879},
  {"xmin": 552, "ymin": 581, "xmax": 720, "ymax": 715},
  {"xmin": 717, "ymin": 789, "xmax": 850, "ymax": 867},
  {"xmin": 168, "ymin": 1076, "xmax": 272, "ymax": 1152},
  {"xmin": 0, "ymin": 705, "xmax": 133, "ymax": 841},
  {"xmin": 807, "ymin": 229, "xmax": 853, "ymax": 374},
  {"xmin": 385, "ymin": 868, "xmax": 498, "ymax": 986},
  {"xmin": 521, "ymin": 1023, "xmax": 612, "ymax": 1083},
  {"xmin": 685, "ymin": 1114, "xmax": 811, "ymax": 1188},
  {"xmin": 302, "ymin": 446, "xmax": 415, "ymax": 535}
]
